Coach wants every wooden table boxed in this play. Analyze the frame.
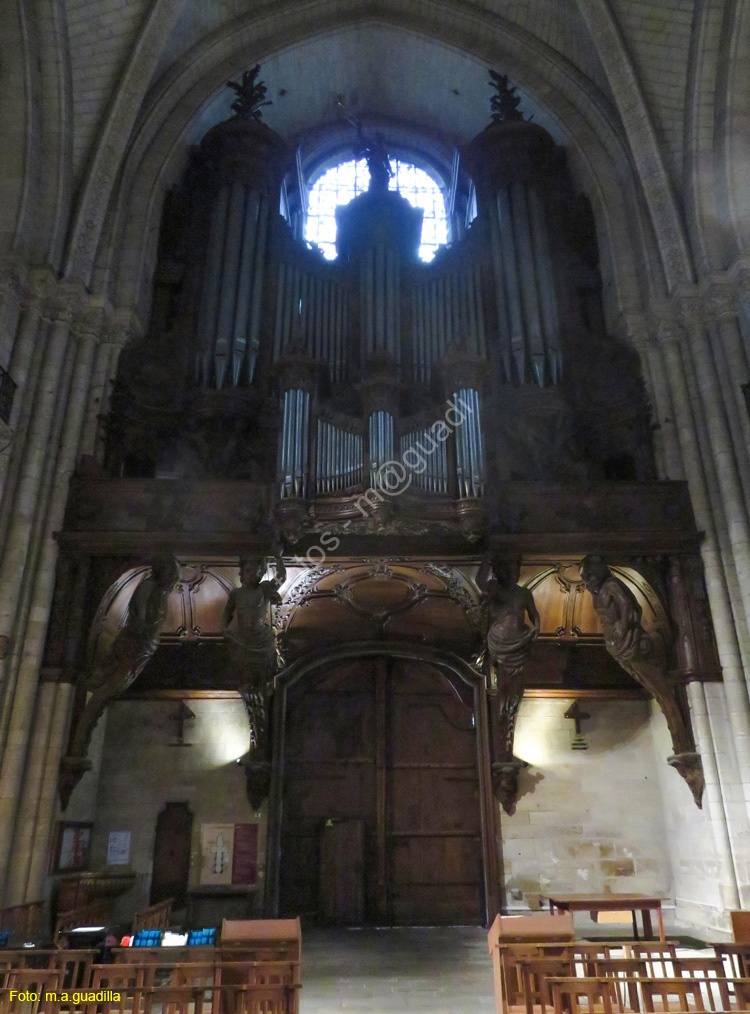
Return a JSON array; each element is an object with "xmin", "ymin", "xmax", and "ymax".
[{"xmin": 546, "ymin": 893, "xmax": 665, "ymax": 941}]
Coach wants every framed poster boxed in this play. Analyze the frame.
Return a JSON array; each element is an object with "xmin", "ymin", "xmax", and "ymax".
[
  {"xmin": 107, "ymin": 830, "xmax": 131, "ymax": 865},
  {"xmin": 200, "ymin": 823, "xmax": 234, "ymax": 885},
  {"xmin": 52, "ymin": 821, "xmax": 93, "ymax": 873}
]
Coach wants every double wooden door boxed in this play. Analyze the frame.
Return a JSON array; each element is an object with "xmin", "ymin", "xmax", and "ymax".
[{"xmin": 279, "ymin": 657, "xmax": 485, "ymax": 925}]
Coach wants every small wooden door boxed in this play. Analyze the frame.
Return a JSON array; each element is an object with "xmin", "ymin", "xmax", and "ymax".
[{"xmin": 151, "ymin": 802, "xmax": 193, "ymax": 908}]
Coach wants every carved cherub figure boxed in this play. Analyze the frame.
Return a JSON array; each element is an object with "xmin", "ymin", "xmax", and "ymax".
[{"xmin": 223, "ymin": 554, "xmax": 286, "ymax": 753}]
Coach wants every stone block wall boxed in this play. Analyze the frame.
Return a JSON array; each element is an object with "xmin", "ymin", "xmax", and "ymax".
[
  {"xmin": 503, "ymin": 698, "xmax": 673, "ymax": 915},
  {"xmin": 89, "ymin": 698, "xmax": 266, "ymax": 923}
]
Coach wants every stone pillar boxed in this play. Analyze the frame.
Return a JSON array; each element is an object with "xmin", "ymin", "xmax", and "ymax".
[
  {"xmin": 0, "ymin": 296, "xmax": 99, "ymax": 898},
  {"xmin": 0, "ymin": 288, "xmax": 79, "ymax": 697},
  {"xmin": 0, "ymin": 261, "xmax": 24, "ymax": 369},
  {"xmin": 0, "ymin": 271, "xmax": 55, "ymax": 511},
  {"xmin": 656, "ymin": 322, "xmax": 750, "ymax": 801},
  {"xmin": 680, "ymin": 297, "xmax": 750, "ymax": 642},
  {"xmin": 25, "ymin": 680, "xmax": 74, "ymax": 902},
  {"xmin": 3, "ymin": 678, "xmax": 57, "ymax": 904},
  {"xmin": 686, "ymin": 681, "xmax": 741, "ymax": 911},
  {"xmin": 705, "ymin": 284, "xmax": 750, "ymax": 498}
]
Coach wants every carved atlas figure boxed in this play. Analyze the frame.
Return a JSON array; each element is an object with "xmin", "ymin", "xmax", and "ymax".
[
  {"xmin": 478, "ymin": 555, "xmax": 540, "ymax": 814},
  {"xmin": 579, "ymin": 553, "xmax": 704, "ymax": 807},
  {"xmin": 222, "ymin": 551, "xmax": 286, "ymax": 807},
  {"xmin": 59, "ymin": 551, "xmax": 180, "ymax": 809}
]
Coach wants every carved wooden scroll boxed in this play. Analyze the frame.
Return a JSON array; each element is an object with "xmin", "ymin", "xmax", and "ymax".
[
  {"xmin": 579, "ymin": 553, "xmax": 704, "ymax": 807},
  {"xmin": 58, "ymin": 553, "xmax": 179, "ymax": 809}
]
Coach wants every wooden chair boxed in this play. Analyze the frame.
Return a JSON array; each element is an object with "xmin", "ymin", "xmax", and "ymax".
[
  {"xmin": 0, "ymin": 969, "xmax": 62, "ymax": 1014},
  {"xmin": 47, "ymin": 949, "xmax": 97, "ymax": 992},
  {"xmin": 87, "ymin": 962, "xmax": 149, "ymax": 1014},
  {"xmin": 133, "ymin": 898, "xmax": 173, "ymax": 934},
  {"xmin": 639, "ymin": 976, "xmax": 714, "ymax": 1012},
  {"xmin": 546, "ymin": 977, "xmax": 621, "ymax": 1014},
  {"xmin": 232, "ymin": 983, "xmax": 298, "ymax": 1014},
  {"xmin": 629, "ymin": 942, "xmax": 678, "ymax": 978},
  {"xmin": 673, "ymin": 956, "xmax": 731, "ymax": 1011},
  {"xmin": 142, "ymin": 985, "xmax": 211, "ymax": 1014},
  {"xmin": 715, "ymin": 942, "xmax": 750, "ymax": 978},
  {"xmin": 515, "ymin": 957, "xmax": 572, "ymax": 1014},
  {"xmin": 487, "ymin": 914, "xmax": 575, "ymax": 1014},
  {"xmin": 593, "ymin": 958, "xmax": 649, "ymax": 1011}
]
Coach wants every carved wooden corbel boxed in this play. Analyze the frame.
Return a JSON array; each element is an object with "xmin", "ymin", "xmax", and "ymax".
[
  {"xmin": 579, "ymin": 553, "xmax": 704, "ymax": 807},
  {"xmin": 480, "ymin": 556, "xmax": 539, "ymax": 815},
  {"xmin": 58, "ymin": 552, "xmax": 180, "ymax": 809}
]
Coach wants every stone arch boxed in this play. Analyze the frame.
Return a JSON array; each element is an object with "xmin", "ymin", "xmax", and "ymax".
[{"xmin": 86, "ymin": 1, "xmax": 664, "ymax": 334}]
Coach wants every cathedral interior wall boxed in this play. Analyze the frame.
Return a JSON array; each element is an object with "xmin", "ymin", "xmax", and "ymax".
[
  {"xmin": 501, "ymin": 699, "xmax": 674, "ymax": 915},
  {"xmin": 87, "ymin": 699, "xmax": 266, "ymax": 923}
]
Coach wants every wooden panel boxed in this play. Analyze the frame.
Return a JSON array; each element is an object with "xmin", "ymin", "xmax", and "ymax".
[{"xmin": 319, "ymin": 819, "xmax": 365, "ymax": 925}]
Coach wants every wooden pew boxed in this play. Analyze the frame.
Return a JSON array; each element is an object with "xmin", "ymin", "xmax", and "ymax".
[
  {"xmin": 0, "ymin": 901, "xmax": 44, "ymax": 945},
  {"xmin": 132, "ymin": 898, "xmax": 173, "ymax": 934},
  {"xmin": 487, "ymin": 914, "xmax": 575, "ymax": 1014}
]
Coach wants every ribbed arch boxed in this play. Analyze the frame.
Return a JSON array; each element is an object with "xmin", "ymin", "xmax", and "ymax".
[{"xmin": 90, "ymin": 0, "xmax": 665, "ymax": 330}]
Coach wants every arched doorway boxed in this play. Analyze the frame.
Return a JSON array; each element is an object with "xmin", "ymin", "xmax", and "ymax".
[{"xmin": 266, "ymin": 643, "xmax": 497, "ymax": 926}]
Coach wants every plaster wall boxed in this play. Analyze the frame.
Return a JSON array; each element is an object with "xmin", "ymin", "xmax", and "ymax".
[
  {"xmin": 89, "ymin": 698, "xmax": 265, "ymax": 924},
  {"xmin": 502, "ymin": 698, "xmax": 674, "ymax": 921}
]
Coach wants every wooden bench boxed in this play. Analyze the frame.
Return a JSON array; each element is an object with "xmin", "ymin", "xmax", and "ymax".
[{"xmin": 132, "ymin": 898, "xmax": 173, "ymax": 934}]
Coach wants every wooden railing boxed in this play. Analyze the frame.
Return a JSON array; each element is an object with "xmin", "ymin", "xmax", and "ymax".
[
  {"xmin": 0, "ymin": 900, "xmax": 43, "ymax": 942},
  {"xmin": 132, "ymin": 897, "xmax": 173, "ymax": 933}
]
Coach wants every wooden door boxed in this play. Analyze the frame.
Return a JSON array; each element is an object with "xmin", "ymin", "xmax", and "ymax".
[
  {"xmin": 150, "ymin": 802, "xmax": 193, "ymax": 908},
  {"xmin": 279, "ymin": 657, "xmax": 484, "ymax": 925},
  {"xmin": 387, "ymin": 659, "xmax": 483, "ymax": 924}
]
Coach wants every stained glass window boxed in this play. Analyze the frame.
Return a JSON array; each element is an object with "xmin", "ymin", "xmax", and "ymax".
[{"xmin": 305, "ymin": 158, "xmax": 448, "ymax": 262}]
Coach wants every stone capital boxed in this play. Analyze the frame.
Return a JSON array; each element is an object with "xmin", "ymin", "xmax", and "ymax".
[
  {"xmin": 704, "ymin": 283, "xmax": 738, "ymax": 321},
  {"xmin": 107, "ymin": 307, "xmax": 144, "ymax": 347},
  {"xmin": 650, "ymin": 312, "xmax": 683, "ymax": 347}
]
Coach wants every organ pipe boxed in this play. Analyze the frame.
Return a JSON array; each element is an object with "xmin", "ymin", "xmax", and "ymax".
[
  {"xmin": 280, "ymin": 388, "xmax": 311, "ymax": 498},
  {"xmin": 197, "ymin": 183, "xmax": 273, "ymax": 389},
  {"xmin": 453, "ymin": 388, "xmax": 483, "ymax": 498}
]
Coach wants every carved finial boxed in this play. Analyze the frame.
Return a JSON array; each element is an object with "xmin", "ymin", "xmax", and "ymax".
[
  {"xmin": 227, "ymin": 65, "xmax": 272, "ymax": 121},
  {"xmin": 488, "ymin": 70, "xmax": 525, "ymax": 123}
]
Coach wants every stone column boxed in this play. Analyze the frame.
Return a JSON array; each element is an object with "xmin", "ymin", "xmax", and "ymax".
[
  {"xmin": 656, "ymin": 322, "xmax": 750, "ymax": 800},
  {"xmin": 705, "ymin": 284, "xmax": 750, "ymax": 498},
  {"xmin": 3, "ymin": 678, "xmax": 57, "ymax": 904},
  {"xmin": 0, "ymin": 271, "xmax": 55, "ymax": 511},
  {"xmin": 686, "ymin": 681, "xmax": 741, "ymax": 910},
  {"xmin": 25, "ymin": 680, "xmax": 74, "ymax": 902},
  {"xmin": 0, "ymin": 261, "xmax": 24, "ymax": 369},
  {"xmin": 0, "ymin": 298, "xmax": 98, "ymax": 896},
  {"xmin": 679, "ymin": 297, "xmax": 750, "ymax": 641},
  {"xmin": 0, "ymin": 287, "xmax": 80, "ymax": 700}
]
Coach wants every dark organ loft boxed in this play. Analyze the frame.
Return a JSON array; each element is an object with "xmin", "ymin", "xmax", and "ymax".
[{"xmin": 48, "ymin": 65, "xmax": 719, "ymax": 933}]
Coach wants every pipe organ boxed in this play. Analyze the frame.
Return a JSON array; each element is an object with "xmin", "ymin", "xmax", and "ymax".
[{"xmin": 112, "ymin": 87, "xmax": 653, "ymax": 532}]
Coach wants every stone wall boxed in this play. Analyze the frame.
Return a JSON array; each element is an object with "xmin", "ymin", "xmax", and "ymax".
[
  {"xmin": 503, "ymin": 698, "xmax": 673, "ymax": 919},
  {"xmin": 90, "ymin": 698, "xmax": 266, "ymax": 923}
]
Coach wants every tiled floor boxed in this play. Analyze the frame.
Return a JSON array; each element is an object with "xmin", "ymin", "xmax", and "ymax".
[
  {"xmin": 299, "ymin": 917, "xmax": 715, "ymax": 1013},
  {"xmin": 301, "ymin": 926, "xmax": 496, "ymax": 1013}
]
